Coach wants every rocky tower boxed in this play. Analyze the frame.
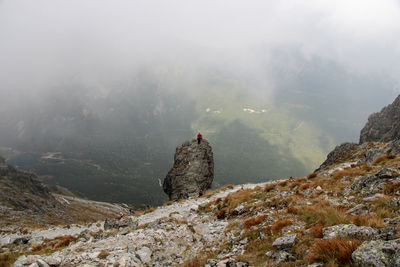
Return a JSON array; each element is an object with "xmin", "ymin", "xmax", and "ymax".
[
  {"xmin": 360, "ymin": 94, "xmax": 400, "ymax": 143},
  {"xmin": 163, "ymin": 139, "xmax": 214, "ymax": 200}
]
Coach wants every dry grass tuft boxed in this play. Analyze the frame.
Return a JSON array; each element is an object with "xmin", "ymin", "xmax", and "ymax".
[
  {"xmin": 300, "ymin": 203, "xmax": 351, "ymax": 227},
  {"xmin": 216, "ymin": 208, "xmax": 228, "ymax": 219},
  {"xmin": 20, "ymin": 228, "xmax": 30, "ymax": 234},
  {"xmin": 307, "ymin": 173, "xmax": 318, "ymax": 179},
  {"xmin": 310, "ymin": 180, "xmax": 323, "ymax": 188},
  {"xmin": 277, "ymin": 180, "xmax": 288, "ymax": 187},
  {"xmin": 212, "ymin": 188, "xmax": 262, "ymax": 219},
  {"xmin": 298, "ymin": 183, "xmax": 312, "ymax": 190},
  {"xmin": 297, "ymin": 177, "xmax": 308, "ymax": 182},
  {"xmin": 331, "ymin": 167, "xmax": 365, "ymax": 180},
  {"xmin": 203, "ymin": 184, "xmax": 235, "ymax": 198},
  {"xmin": 287, "ymin": 206, "xmax": 299, "ymax": 214},
  {"xmin": 235, "ymin": 235, "xmax": 274, "ymax": 266},
  {"xmin": 352, "ymin": 215, "xmax": 385, "ymax": 228},
  {"xmin": 53, "ymin": 235, "xmax": 77, "ymax": 249},
  {"xmin": 182, "ymin": 254, "xmax": 212, "ymax": 267},
  {"xmin": 383, "ymin": 181, "xmax": 400, "ymax": 195},
  {"xmin": 163, "ymin": 200, "xmax": 174, "ymax": 206},
  {"xmin": 97, "ymin": 250, "xmax": 110, "ymax": 259},
  {"xmin": 289, "ymin": 181, "xmax": 301, "ymax": 189},
  {"xmin": 307, "ymin": 238, "xmax": 362, "ymax": 265},
  {"xmin": 271, "ymin": 219, "xmax": 292, "ymax": 233},
  {"xmin": 374, "ymin": 154, "xmax": 396, "ymax": 164},
  {"xmin": 310, "ymin": 225, "xmax": 323, "ymax": 238},
  {"xmin": 244, "ymin": 215, "xmax": 267, "ymax": 229},
  {"xmin": 144, "ymin": 206, "xmax": 156, "ymax": 214},
  {"xmin": 264, "ymin": 184, "xmax": 276, "ymax": 192},
  {"xmin": 31, "ymin": 243, "xmax": 46, "ymax": 252},
  {"xmin": 0, "ymin": 252, "xmax": 19, "ymax": 267}
]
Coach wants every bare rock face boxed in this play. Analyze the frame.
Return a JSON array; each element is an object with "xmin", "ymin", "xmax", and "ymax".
[
  {"xmin": 315, "ymin": 142, "xmax": 358, "ymax": 172},
  {"xmin": 163, "ymin": 139, "xmax": 214, "ymax": 200},
  {"xmin": 360, "ymin": 95, "xmax": 400, "ymax": 143},
  {"xmin": 0, "ymin": 157, "xmax": 62, "ymax": 213}
]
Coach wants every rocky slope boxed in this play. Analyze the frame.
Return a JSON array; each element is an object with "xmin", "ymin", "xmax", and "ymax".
[
  {"xmin": 0, "ymin": 156, "xmax": 128, "ymax": 231},
  {"xmin": 360, "ymin": 94, "xmax": 400, "ymax": 143},
  {"xmin": 0, "ymin": 156, "xmax": 62, "ymax": 213},
  {"xmin": 163, "ymin": 139, "xmax": 214, "ymax": 200},
  {"xmin": 2, "ymin": 139, "xmax": 399, "ymax": 266},
  {"xmin": 2, "ymin": 97, "xmax": 400, "ymax": 266}
]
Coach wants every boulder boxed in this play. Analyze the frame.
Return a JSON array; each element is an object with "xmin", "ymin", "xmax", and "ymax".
[
  {"xmin": 322, "ymin": 224, "xmax": 397, "ymax": 241},
  {"xmin": 104, "ymin": 217, "xmax": 138, "ymax": 231},
  {"xmin": 360, "ymin": 95, "xmax": 400, "ymax": 143},
  {"xmin": 225, "ymin": 261, "xmax": 249, "ymax": 267},
  {"xmin": 384, "ymin": 217, "xmax": 400, "ymax": 226},
  {"xmin": 350, "ymin": 168, "xmax": 399, "ymax": 196},
  {"xmin": 205, "ymin": 259, "xmax": 218, "ymax": 267},
  {"xmin": 352, "ymin": 239, "xmax": 400, "ymax": 267},
  {"xmin": 163, "ymin": 139, "xmax": 214, "ymax": 200},
  {"xmin": 272, "ymin": 234, "xmax": 297, "ymax": 250},
  {"xmin": 391, "ymin": 197, "xmax": 400, "ymax": 207},
  {"xmin": 266, "ymin": 250, "xmax": 296, "ymax": 263},
  {"xmin": 135, "ymin": 246, "xmax": 152, "ymax": 263},
  {"xmin": 346, "ymin": 204, "xmax": 368, "ymax": 215}
]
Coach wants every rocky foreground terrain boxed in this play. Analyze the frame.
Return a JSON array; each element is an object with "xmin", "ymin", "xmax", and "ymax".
[{"xmin": 1, "ymin": 139, "xmax": 399, "ymax": 266}]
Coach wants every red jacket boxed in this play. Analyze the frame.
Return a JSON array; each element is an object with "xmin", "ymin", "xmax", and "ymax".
[{"xmin": 197, "ymin": 133, "xmax": 202, "ymax": 139}]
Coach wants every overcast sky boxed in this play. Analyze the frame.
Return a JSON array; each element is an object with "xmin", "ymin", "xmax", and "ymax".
[{"xmin": 1, "ymin": 0, "xmax": 400, "ymax": 97}]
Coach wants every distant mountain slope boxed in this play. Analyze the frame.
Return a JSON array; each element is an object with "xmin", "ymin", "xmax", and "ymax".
[
  {"xmin": 0, "ymin": 156, "xmax": 61, "ymax": 213},
  {"xmin": 0, "ymin": 158, "xmax": 127, "ymax": 228},
  {"xmin": 0, "ymin": 54, "xmax": 397, "ymax": 205}
]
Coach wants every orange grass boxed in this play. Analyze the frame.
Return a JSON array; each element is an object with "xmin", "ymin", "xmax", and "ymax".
[
  {"xmin": 383, "ymin": 181, "xmax": 400, "ymax": 195},
  {"xmin": 271, "ymin": 219, "xmax": 292, "ymax": 233},
  {"xmin": 264, "ymin": 184, "xmax": 276, "ymax": 192},
  {"xmin": 307, "ymin": 238, "xmax": 362, "ymax": 265},
  {"xmin": 277, "ymin": 180, "xmax": 288, "ymax": 187},
  {"xmin": 244, "ymin": 215, "xmax": 267, "ymax": 229},
  {"xmin": 310, "ymin": 225, "xmax": 323, "ymax": 238},
  {"xmin": 287, "ymin": 206, "xmax": 299, "ymax": 214},
  {"xmin": 331, "ymin": 167, "xmax": 365, "ymax": 180},
  {"xmin": 374, "ymin": 154, "xmax": 396, "ymax": 164},
  {"xmin": 307, "ymin": 173, "xmax": 318, "ymax": 179},
  {"xmin": 98, "ymin": 250, "xmax": 110, "ymax": 259},
  {"xmin": 352, "ymin": 215, "xmax": 385, "ymax": 228}
]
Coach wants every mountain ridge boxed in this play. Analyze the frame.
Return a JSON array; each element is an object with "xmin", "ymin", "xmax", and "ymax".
[{"xmin": 1, "ymin": 95, "xmax": 400, "ymax": 266}]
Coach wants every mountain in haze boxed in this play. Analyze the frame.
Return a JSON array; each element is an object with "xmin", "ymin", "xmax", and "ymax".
[
  {"xmin": 3, "ymin": 95, "xmax": 400, "ymax": 266},
  {"xmin": 0, "ymin": 52, "xmax": 398, "ymax": 205}
]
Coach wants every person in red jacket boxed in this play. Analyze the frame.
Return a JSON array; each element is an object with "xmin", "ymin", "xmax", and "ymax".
[{"xmin": 197, "ymin": 133, "xmax": 202, "ymax": 144}]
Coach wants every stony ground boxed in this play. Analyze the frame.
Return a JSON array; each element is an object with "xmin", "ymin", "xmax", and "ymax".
[{"xmin": 2, "ymin": 141, "xmax": 400, "ymax": 267}]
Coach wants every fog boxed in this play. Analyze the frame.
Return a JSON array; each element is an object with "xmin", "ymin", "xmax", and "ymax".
[
  {"xmin": 1, "ymin": 0, "xmax": 400, "ymax": 204},
  {"xmin": 1, "ymin": 0, "xmax": 400, "ymax": 95}
]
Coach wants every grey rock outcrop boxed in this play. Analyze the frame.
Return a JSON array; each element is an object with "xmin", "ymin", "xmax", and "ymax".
[
  {"xmin": 266, "ymin": 250, "xmax": 296, "ymax": 263},
  {"xmin": 0, "ymin": 160, "xmax": 62, "ymax": 213},
  {"xmin": 360, "ymin": 95, "xmax": 400, "ymax": 143},
  {"xmin": 315, "ymin": 143, "xmax": 358, "ymax": 172},
  {"xmin": 163, "ymin": 139, "xmax": 214, "ymax": 200},
  {"xmin": 346, "ymin": 204, "xmax": 369, "ymax": 215},
  {"xmin": 104, "ymin": 217, "xmax": 138, "ymax": 231},
  {"xmin": 352, "ymin": 239, "xmax": 400, "ymax": 267},
  {"xmin": 272, "ymin": 234, "xmax": 297, "ymax": 250},
  {"xmin": 349, "ymin": 168, "xmax": 399, "ymax": 196},
  {"xmin": 322, "ymin": 224, "xmax": 397, "ymax": 241}
]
